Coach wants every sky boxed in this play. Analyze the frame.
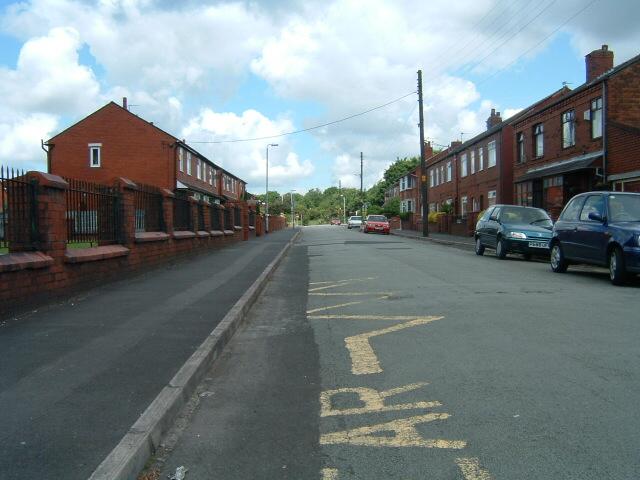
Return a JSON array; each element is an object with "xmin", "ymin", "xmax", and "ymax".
[{"xmin": 1, "ymin": 0, "xmax": 639, "ymax": 195}]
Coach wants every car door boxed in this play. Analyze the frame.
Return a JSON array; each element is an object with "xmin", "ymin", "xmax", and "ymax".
[
  {"xmin": 485, "ymin": 207, "xmax": 501, "ymax": 248},
  {"xmin": 574, "ymin": 194, "xmax": 608, "ymax": 264},
  {"xmin": 554, "ymin": 196, "xmax": 584, "ymax": 259},
  {"xmin": 476, "ymin": 207, "xmax": 494, "ymax": 244}
]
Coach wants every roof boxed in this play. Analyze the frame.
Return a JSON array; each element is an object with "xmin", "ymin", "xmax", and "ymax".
[{"xmin": 516, "ymin": 150, "xmax": 602, "ymax": 182}]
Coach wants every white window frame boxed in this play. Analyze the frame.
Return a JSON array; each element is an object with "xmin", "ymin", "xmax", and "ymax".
[
  {"xmin": 186, "ymin": 152, "xmax": 192, "ymax": 175},
  {"xmin": 460, "ymin": 153, "xmax": 468, "ymax": 177},
  {"xmin": 488, "ymin": 141, "xmax": 496, "ymax": 167},
  {"xmin": 447, "ymin": 161, "xmax": 452, "ymax": 182},
  {"xmin": 429, "ymin": 171, "xmax": 434, "ymax": 188},
  {"xmin": 178, "ymin": 148, "xmax": 184, "ymax": 172},
  {"xmin": 562, "ymin": 109, "xmax": 576, "ymax": 148},
  {"xmin": 534, "ymin": 124, "xmax": 544, "ymax": 157},
  {"xmin": 88, "ymin": 143, "xmax": 101, "ymax": 168},
  {"xmin": 591, "ymin": 98, "xmax": 603, "ymax": 139},
  {"xmin": 461, "ymin": 196, "xmax": 468, "ymax": 217},
  {"xmin": 470, "ymin": 150, "xmax": 476, "ymax": 174},
  {"xmin": 488, "ymin": 190, "xmax": 497, "ymax": 206},
  {"xmin": 196, "ymin": 159, "xmax": 202, "ymax": 180},
  {"xmin": 478, "ymin": 147, "xmax": 484, "ymax": 170}
]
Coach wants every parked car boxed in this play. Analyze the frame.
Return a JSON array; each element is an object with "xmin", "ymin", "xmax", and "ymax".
[
  {"xmin": 475, "ymin": 205, "xmax": 553, "ymax": 260},
  {"xmin": 362, "ymin": 215, "xmax": 390, "ymax": 234},
  {"xmin": 347, "ymin": 216, "xmax": 363, "ymax": 229},
  {"xmin": 550, "ymin": 191, "xmax": 640, "ymax": 285},
  {"xmin": 330, "ymin": 218, "xmax": 341, "ymax": 225}
]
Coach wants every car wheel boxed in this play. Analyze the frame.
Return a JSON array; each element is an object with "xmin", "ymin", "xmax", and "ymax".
[
  {"xmin": 496, "ymin": 237, "xmax": 507, "ymax": 259},
  {"xmin": 523, "ymin": 253, "xmax": 532, "ymax": 261},
  {"xmin": 609, "ymin": 247, "xmax": 628, "ymax": 286},
  {"xmin": 550, "ymin": 243, "xmax": 568, "ymax": 273},
  {"xmin": 475, "ymin": 237, "xmax": 485, "ymax": 256}
]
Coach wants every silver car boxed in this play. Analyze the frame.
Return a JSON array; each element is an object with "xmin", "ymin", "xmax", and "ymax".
[{"xmin": 347, "ymin": 216, "xmax": 363, "ymax": 229}]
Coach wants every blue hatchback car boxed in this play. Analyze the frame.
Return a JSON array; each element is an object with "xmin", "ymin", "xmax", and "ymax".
[{"xmin": 550, "ymin": 191, "xmax": 640, "ymax": 285}]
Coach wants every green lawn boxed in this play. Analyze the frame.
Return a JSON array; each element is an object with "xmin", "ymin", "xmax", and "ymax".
[{"xmin": 66, "ymin": 241, "xmax": 98, "ymax": 249}]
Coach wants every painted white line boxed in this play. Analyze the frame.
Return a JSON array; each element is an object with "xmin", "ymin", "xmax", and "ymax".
[
  {"xmin": 308, "ymin": 277, "xmax": 377, "ymax": 292},
  {"xmin": 320, "ymin": 413, "xmax": 466, "ymax": 449},
  {"xmin": 309, "ymin": 277, "xmax": 377, "ymax": 286},
  {"xmin": 344, "ymin": 316, "xmax": 444, "ymax": 374},
  {"xmin": 309, "ymin": 315, "xmax": 431, "ymax": 321},
  {"xmin": 309, "ymin": 292, "xmax": 393, "ymax": 296},
  {"xmin": 455, "ymin": 458, "xmax": 494, "ymax": 480},
  {"xmin": 320, "ymin": 383, "xmax": 441, "ymax": 417}
]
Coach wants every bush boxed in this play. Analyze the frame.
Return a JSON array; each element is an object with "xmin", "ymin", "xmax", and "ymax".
[
  {"xmin": 428, "ymin": 211, "xmax": 445, "ymax": 223},
  {"xmin": 399, "ymin": 211, "xmax": 411, "ymax": 221},
  {"xmin": 441, "ymin": 203, "xmax": 454, "ymax": 214}
]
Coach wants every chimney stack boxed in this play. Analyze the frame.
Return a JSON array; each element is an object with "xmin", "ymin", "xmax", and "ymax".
[
  {"xmin": 122, "ymin": 97, "xmax": 128, "ymax": 110},
  {"xmin": 450, "ymin": 140, "xmax": 462, "ymax": 149},
  {"xmin": 585, "ymin": 45, "xmax": 613, "ymax": 83},
  {"xmin": 486, "ymin": 108, "xmax": 502, "ymax": 130},
  {"xmin": 424, "ymin": 141, "xmax": 434, "ymax": 159}
]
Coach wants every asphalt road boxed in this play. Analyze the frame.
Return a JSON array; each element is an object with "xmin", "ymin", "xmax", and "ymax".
[
  {"xmin": 154, "ymin": 225, "xmax": 640, "ymax": 480},
  {"xmin": 0, "ymin": 229, "xmax": 295, "ymax": 480}
]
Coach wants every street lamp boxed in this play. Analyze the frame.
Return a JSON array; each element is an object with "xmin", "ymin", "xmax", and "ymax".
[
  {"xmin": 340, "ymin": 194, "xmax": 346, "ymax": 224},
  {"xmin": 265, "ymin": 143, "xmax": 278, "ymax": 233}
]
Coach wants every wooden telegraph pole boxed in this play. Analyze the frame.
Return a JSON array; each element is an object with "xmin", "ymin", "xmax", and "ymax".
[{"xmin": 418, "ymin": 70, "xmax": 428, "ymax": 237}]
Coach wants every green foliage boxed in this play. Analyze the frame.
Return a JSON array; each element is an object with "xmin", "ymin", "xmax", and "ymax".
[
  {"xmin": 399, "ymin": 211, "xmax": 411, "ymax": 221},
  {"xmin": 382, "ymin": 197, "xmax": 400, "ymax": 217},
  {"xmin": 441, "ymin": 202, "xmax": 454, "ymax": 214}
]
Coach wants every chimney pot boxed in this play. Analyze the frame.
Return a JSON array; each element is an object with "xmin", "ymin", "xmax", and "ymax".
[{"xmin": 123, "ymin": 97, "xmax": 128, "ymax": 110}]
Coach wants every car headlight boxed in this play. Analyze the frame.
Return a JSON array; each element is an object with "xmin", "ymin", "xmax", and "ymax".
[{"xmin": 507, "ymin": 231, "xmax": 527, "ymax": 239}]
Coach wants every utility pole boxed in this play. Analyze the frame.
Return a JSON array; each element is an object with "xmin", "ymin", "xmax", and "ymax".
[
  {"xmin": 418, "ymin": 70, "xmax": 428, "ymax": 237},
  {"xmin": 360, "ymin": 152, "xmax": 364, "ymax": 217},
  {"xmin": 360, "ymin": 152, "xmax": 363, "ymax": 193}
]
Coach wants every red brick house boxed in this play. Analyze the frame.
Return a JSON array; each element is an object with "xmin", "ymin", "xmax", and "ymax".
[
  {"xmin": 46, "ymin": 99, "xmax": 246, "ymax": 204},
  {"xmin": 512, "ymin": 45, "xmax": 640, "ymax": 217}
]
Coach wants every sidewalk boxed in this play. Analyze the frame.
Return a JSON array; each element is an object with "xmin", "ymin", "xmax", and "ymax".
[
  {"xmin": 0, "ymin": 229, "xmax": 296, "ymax": 480},
  {"xmin": 391, "ymin": 228, "xmax": 475, "ymax": 249}
]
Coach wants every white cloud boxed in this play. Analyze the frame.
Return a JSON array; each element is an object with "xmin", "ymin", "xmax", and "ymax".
[
  {"xmin": 0, "ymin": 113, "xmax": 57, "ymax": 170},
  {"xmin": 180, "ymin": 108, "xmax": 314, "ymax": 192}
]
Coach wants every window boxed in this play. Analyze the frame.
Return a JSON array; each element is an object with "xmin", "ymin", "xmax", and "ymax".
[
  {"xmin": 196, "ymin": 159, "xmax": 201, "ymax": 180},
  {"xmin": 429, "ymin": 171, "xmax": 433, "ymax": 188},
  {"xmin": 209, "ymin": 167, "xmax": 214, "ymax": 185},
  {"xmin": 579, "ymin": 195, "xmax": 605, "ymax": 221},
  {"xmin": 401, "ymin": 176, "xmax": 408, "ymax": 191},
  {"xmin": 447, "ymin": 161, "xmax": 452, "ymax": 181},
  {"xmin": 533, "ymin": 124, "xmax": 544, "ymax": 158},
  {"xmin": 470, "ymin": 150, "xmax": 475, "ymax": 174},
  {"xmin": 591, "ymin": 97, "xmax": 603, "ymax": 139},
  {"xmin": 435, "ymin": 167, "xmax": 440, "ymax": 186},
  {"xmin": 488, "ymin": 141, "xmax": 496, "ymax": 167},
  {"xmin": 472, "ymin": 197, "xmax": 479, "ymax": 212},
  {"xmin": 515, "ymin": 182, "xmax": 533, "ymax": 206},
  {"xmin": 88, "ymin": 143, "xmax": 101, "ymax": 167},
  {"xmin": 407, "ymin": 199, "xmax": 413, "ymax": 212},
  {"xmin": 516, "ymin": 132, "xmax": 525, "ymax": 163},
  {"xmin": 543, "ymin": 176, "xmax": 563, "ymax": 188},
  {"xmin": 429, "ymin": 203, "xmax": 437, "ymax": 213},
  {"xmin": 178, "ymin": 148, "xmax": 184, "ymax": 172},
  {"xmin": 440, "ymin": 166, "xmax": 444, "ymax": 185},
  {"xmin": 562, "ymin": 110, "xmax": 575, "ymax": 148},
  {"xmin": 560, "ymin": 196, "xmax": 585, "ymax": 221},
  {"xmin": 478, "ymin": 148, "xmax": 484, "ymax": 170},
  {"xmin": 488, "ymin": 190, "xmax": 496, "ymax": 206},
  {"xmin": 460, "ymin": 153, "xmax": 468, "ymax": 177},
  {"xmin": 186, "ymin": 152, "xmax": 192, "ymax": 175},
  {"xmin": 461, "ymin": 196, "xmax": 468, "ymax": 217}
]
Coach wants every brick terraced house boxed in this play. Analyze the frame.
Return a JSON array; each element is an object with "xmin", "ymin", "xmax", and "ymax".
[
  {"xmin": 46, "ymin": 99, "xmax": 246, "ymax": 204},
  {"xmin": 512, "ymin": 45, "xmax": 640, "ymax": 218}
]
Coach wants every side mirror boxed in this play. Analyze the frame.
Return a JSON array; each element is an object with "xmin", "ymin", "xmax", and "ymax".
[{"xmin": 588, "ymin": 211, "xmax": 604, "ymax": 223}]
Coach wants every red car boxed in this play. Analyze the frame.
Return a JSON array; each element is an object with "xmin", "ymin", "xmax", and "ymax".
[
  {"xmin": 330, "ymin": 218, "xmax": 341, "ymax": 225},
  {"xmin": 362, "ymin": 215, "xmax": 390, "ymax": 234}
]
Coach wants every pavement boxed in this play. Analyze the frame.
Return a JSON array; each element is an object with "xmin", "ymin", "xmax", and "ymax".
[
  {"xmin": 0, "ymin": 228, "xmax": 296, "ymax": 480},
  {"xmin": 148, "ymin": 225, "xmax": 640, "ymax": 480},
  {"xmin": 391, "ymin": 228, "xmax": 475, "ymax": 249}
]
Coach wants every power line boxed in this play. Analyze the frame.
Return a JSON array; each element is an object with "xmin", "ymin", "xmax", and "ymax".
[{"xmin": 189, "ymin": 91, "xmax": 416, "ymax": 144}]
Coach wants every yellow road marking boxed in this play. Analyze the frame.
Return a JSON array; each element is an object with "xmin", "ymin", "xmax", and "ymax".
[
  {"xmin": 320, "ymin": 413, "xmax": 466, "ymax": 449},
  {"xmin": 344, "ymin": 316, "xmax": 443, "ymax": 374},
  {"xmin": 306, "ymin": 301, "xmax": 363, "ymax": 314},
  {"xmin": 309, "ymin": 292, "xmax": 393, "ymax": 296},
  {"xmin": 308, "ymin": 277, "xmax": 378, "ymax": 292},
  {"xmin": 309, "ymin": 315, "xmax": 432, "ymax": 321},
  {"xmin": 320, "ymin": 383, "xmax": 440, "ymax": 417},
  {"xmin": 321, "ymin": 468, "xmax": 339, "ymax": 480},
  {"xmin": 455, "ymin": 458, "xmax": 494, "ymax": 480},
  {"xmin": 309, "ymin": 277, "xmax": 377, "ymax": 286}
]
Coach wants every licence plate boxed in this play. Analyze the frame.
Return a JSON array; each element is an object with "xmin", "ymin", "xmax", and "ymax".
[
  {"xmin": 529, "ymin": 241, "xmax": 549, "ymax": 248},
  {"xmin": 376, "ymin": 226, "xmax": 384, "ymax": 230}
]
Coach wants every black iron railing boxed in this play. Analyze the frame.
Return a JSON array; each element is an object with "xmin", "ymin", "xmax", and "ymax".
[
  {"xmin": 210, "ymin": 204, "xmax": 222, "ymax": 231},
  {"xmin": 248, "ymin": 209, "xmax": 255, "ymax": 227},
  {"xmin": 197, "ymin": 203, "xmax": 205, "ymax": 231},
  {"xmin": 173, "ymin": 193, "xmax": 193, "ymax": 231},
  {"xmin": 134, "ymin": 184, "xmax": 165, "ymax": 232},
  {"xmin": 1, "ymin": 166, "xmax": 38, "ymax": 253},
  {"xmin": 223, "ymin": 207, "xmax": 232, "ymax": 231},
  {"xmin": 234, "ymin": 206, "xmax": 241, "ymax": 227},
  {"xmin": 65, "ymin": 178, "xmax": 121, "ymax": 246}
]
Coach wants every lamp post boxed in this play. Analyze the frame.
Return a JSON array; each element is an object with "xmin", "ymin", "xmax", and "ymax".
[
  {"xmin": 340, "ymin": 194, "xmax": 346, "ymax": 224},
  {"xmin": 290, "ymin": 190, "xmax": 296, "ymax": 228},
  {"xmin": 265, "ymin": 143, "xmax": 278, "ymax": 233}
]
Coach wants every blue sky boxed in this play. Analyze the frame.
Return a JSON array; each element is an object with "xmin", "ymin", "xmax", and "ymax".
[{"xmin": 1, "ymin": 0, "xmax": 638, "ymax": 194}]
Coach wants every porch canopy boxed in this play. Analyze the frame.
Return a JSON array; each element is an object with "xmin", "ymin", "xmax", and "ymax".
[{"xmin": 516, "ymin": 150, "xmax": 602, "ymax": 182}]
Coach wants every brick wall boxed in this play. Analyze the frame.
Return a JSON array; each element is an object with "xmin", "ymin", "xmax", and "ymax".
[{"xmin": 0, "ymin": 172, "xmax": 284, "ymax": 316}]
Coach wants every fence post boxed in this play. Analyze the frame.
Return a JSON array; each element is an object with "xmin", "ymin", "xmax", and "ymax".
[
  {"xmin": 114, "ymin": 178, "xmax": 137, "ymax": 247},
  {"xmin": 26, "ymin": 172, "xmax": 68, "ymax": 260},
  {"xmin": 161, "ymin": 189, "xmax": 175, "ymax": 233},
  {"xmin": 189, "ymin": 196, "xmax": 198, "ymax": 232},
  {"xmin": 241, "ymin": 202, "xmax": 249, "ymax": 241}
]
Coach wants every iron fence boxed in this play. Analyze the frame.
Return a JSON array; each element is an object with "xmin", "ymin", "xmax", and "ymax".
[
  {"xmin": 234, "ymin": 206, "xmax": 241, "ymax": 227},
  {"xmin": 133, "ymin": 184, "xmax": 165, "ymax": 232},
  {"xmin": 248, "ymin": 209, "xmax": 255, "ymax": 227},
  {"xmin": 223, "ymin": 206, "xmax": 232, "ymax": 231},
  {"xmin": 173, "ymin": 193, "xmax": 193, "ymax": 231},
  {"xmin": 210, "ymin": 204, "xmax": 221, "ymax": 231},
  {"xmin": 0, "ymin": 166, "xmax": 38, "ymax": 253},
  {"xmin": 197, "ymin": 203, "xmax": 205, "ymax": 231},
  {"xmin": 65, "ymin": 178, "xmax": 121, "ymax": 246}
]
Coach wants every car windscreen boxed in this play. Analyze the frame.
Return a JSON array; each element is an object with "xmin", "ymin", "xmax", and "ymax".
[
  {"xmin": 500, "ymin": 207, "xmax": 551, "ymax": 226},
  {"xmin": 609, "ymin": 195, "xmax": 640, "ymax": 222},
  {"xmin": 366, "ymin": 216, "xmax": 387, "ymax": 222},
  {"xmin": 350, "ymin": 216, "xmax": 362, "ymax": 221}
]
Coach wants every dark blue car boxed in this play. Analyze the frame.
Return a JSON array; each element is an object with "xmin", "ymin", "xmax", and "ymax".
[{"xmin": 550, "ymin": 191, "xmax": 640, "ymax": 285}]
